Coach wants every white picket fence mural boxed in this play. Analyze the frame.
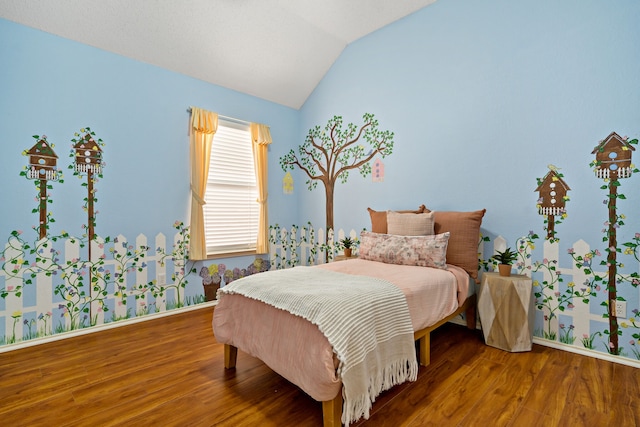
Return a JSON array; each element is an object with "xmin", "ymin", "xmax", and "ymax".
[
  {"xmin": 268, "ymin": 225, "xmax": 359, "ymax": 268},
  {"xmin": 0, "ymin": 229, "xmax": 197, "ymax": 345},
  {"xmin": 269, "ymin": 226, "xmax": 640, "ymax": 363},
  {"xmin": 4, "ymin": 222, "xmax": 639, "ymax": 363}
]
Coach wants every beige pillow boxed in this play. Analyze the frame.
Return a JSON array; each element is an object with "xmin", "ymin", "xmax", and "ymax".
[
  {"xmin": 367, "ymin": 205, "xmax": 426, "ymax": 234},
  {"xmin": 387, "ymin": 211, "xmax": 434, "ymax": 236}
]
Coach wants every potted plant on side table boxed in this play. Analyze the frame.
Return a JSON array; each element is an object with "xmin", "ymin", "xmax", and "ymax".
[
  {"xmin": 339, "ymin": 237, "xmax": 356, "ymax": 258},
  {"xmin": 492, "ymin": 247, "xmax": 518, "ymax": 277}
]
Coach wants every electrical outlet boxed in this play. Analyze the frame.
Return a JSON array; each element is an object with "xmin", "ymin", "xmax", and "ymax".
[
  {"xmin": 614, "ymin": 300, "xmax": 627, "ymax": 318},
  {"xmin": 158, "ymin": 273, "xmax": 166, "ymax": 286}
]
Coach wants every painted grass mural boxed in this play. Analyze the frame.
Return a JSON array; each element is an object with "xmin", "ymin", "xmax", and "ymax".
[{"xmin": 0, "ymin": 129, "xmax": 202, "ymax": 345}]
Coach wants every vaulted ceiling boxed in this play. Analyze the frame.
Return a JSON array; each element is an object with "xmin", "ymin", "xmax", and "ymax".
[{"xmin": 1, "ymin": 0, "xmax": 437, "ymax": 109}]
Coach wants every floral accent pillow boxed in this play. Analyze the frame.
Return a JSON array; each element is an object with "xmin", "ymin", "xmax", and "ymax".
[{"xmin": 358, "ymin": 231, "xmax": 450, "ymax": 269}]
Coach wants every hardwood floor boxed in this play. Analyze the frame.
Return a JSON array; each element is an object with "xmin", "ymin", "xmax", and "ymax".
[{"xmin": 1, "ymin": 306, "xmax": 638, "ymax": 426}]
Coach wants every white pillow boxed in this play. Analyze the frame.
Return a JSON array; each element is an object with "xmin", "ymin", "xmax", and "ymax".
[{"xmin": 386, "ymin": 211, "xmax": 434, "ymax": 236}]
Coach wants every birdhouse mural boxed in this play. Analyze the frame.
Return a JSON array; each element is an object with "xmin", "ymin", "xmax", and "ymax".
[
  {"xmin": 535, "ymin": 167, "xmax": 570, "ymax": 240},
  {"xmin": 4, "ymin": 129, "xmax": 202, "ymax": 346},
  {"xmin": 283, "ymin": 171, "xmax": 294, "ymax": 194},
  {"xmin": 73, "ymin": 133, "xmax": 103, "ymax": 174},
  {"xmin": 590, "ymin": 131, "xmax": 636, "ymax": 355},
  {"xmin": 372, "ymin": 158, "xmax": 385, "ymax": 182},
  {"xmin": 70, "ymin": 128, "xmax": 105, "ymax": 264},
  {"xmin": 26, "ymin": 137, "xmax": 59, "ymax": 181},
  {"xmin": 591, "ymin": 131, "xmax": 635, "ymax": 179},
  {"xmin": 24, "ymin": 136, "xmax": 59, "ymax": 239}
]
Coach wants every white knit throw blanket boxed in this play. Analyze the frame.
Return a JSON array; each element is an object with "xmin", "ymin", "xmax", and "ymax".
[{"xmin": 218, "ymin": 266, "xmax": 418, "ymax": 426}]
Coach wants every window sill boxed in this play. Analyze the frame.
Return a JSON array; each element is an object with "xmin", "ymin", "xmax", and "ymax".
[{"xmin": 205, "ymin": 250, "xmax": 259, "ymax": 260}]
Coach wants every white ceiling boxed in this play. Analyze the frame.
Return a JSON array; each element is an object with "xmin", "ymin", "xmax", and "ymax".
[{"xmin": 0, "ymin": 0, "xmax": 437, "ymax": 109}]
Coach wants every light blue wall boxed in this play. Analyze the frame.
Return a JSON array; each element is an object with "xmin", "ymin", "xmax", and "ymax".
[
  {"xmin": 294, "ymin": 0, "xmax": 640, "ymax": 361},
  {"xmin": 298, "ymin": 0, "xmax": 640, "ymax": 249},
  {"xmin": 2, "ymin": 1, "xmax": 640, "ymax": 360},
  {"xmin": 5, "ymin": 2, "xmax": 637, "ymax": 283},
  {"xmin": 0, "ymin": 17, "xmax": 299, "ymax": 254},
  {"xmin": 0, "ymin": 18, "xmax": 300, "ymax": 331}
]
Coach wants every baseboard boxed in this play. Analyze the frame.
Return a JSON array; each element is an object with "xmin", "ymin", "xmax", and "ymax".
[
  {"xmin": 531, "ymin": 336, "xmax": 640, "ymax": 369},
  {"xmin": 448, "ymin": 317, "xmax": 640, "ymax": 369},
  {"xmin": 0, "ymin": 301, "xmax": 218, "ymax": 354}
]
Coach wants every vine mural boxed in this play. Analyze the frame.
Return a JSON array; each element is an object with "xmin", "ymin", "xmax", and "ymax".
[
  {"xmin": 269, "ymin": 222, "xmax": 336, "ymax": 268},
  {"xmin": 268, "ymin": 129, "xmax": 640, "ymax": 364},
  {"xmin": 588, "ymin": 132, "xmax": 638, "ymax": 354},
  {"xmin": 0, "ymin": 225, "xmax": 198, "ymax": 344},
  {"xmin": 69, "ymin": 127, "xmax": 104, "ymax": 247},
  {"xmin": 0, "ymin": 130, "xmax": 202, "ymax": 346},
  {"xmin": 22, "ymin": 135, "xmax": 62, "ymax": 239},
  {"xmin": 268, "ymin": 222, "xmax": 361, "ymax": 269},
  {"xmin": 5, "ymin": 128, "xmax": 639, "ymax": 365},
  {"xmin": 509, "ymin": 132, "xmax": 639, "ymax": 359},
  {"xmin": 270, "ymin": 131, "xmax": 640, "ymax": 360},
  {"xmin": 248, "ymin": 131, "xmax": 640, "ymax": 363}
]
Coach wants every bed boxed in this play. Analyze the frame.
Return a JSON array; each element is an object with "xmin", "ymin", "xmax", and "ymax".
[{"xmin": 212, "ymin": 207, "xmax": 485, "ymax": 426}]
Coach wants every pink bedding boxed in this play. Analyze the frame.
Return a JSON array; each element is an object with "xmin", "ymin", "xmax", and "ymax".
[
  {"xmin": 317, "ymin": 259, "xmax": 470, "ymax": 330},
  {"xmin": 212, "ymin": 259, "xmax": 471, "ymax": 402}
]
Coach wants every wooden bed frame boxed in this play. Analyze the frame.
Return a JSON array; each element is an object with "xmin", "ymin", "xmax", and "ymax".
[{"xmin": 223, "ymin": 294, "xmax": 477, "ymax": 427}]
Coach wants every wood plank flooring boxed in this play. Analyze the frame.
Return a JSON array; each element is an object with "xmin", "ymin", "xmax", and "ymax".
[{"xmin": 1, "ymin": 306, "xmax": 638, "ymax": 426}]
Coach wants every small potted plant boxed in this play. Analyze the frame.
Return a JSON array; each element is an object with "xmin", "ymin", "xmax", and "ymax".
[
  {"xmin": 340, "ymin": 237, "xmax": 355, "ymax": 257},
  {"xmin": 492, "ymin": 247, "xmax": 518, "ymax": 276}
]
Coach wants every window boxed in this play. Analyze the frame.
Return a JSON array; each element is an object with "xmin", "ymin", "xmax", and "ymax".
[{"xmin": 203, "ymin": 120, "xmax": 258, "ymax": 255}]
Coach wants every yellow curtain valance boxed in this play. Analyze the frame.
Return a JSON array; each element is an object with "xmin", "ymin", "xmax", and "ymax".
[
  {"xmin": 190, "ymin": 106, "xmax": 218, "ymax": 134},
  {"xmin": 250, "ymin": 122, "xmax": 273, "ymax": 146}
]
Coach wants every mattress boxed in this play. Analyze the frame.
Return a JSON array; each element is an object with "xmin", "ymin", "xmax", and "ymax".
[{"xmin": 212, "ymin": 259, "xmax": 471, "ymax": 401}]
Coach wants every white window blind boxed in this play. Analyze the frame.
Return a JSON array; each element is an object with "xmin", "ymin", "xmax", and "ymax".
[{"xmin": 203, "ymin": 120, "xmax": 258, "ymax": 255}]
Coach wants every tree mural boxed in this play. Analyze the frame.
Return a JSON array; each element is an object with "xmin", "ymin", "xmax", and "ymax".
[{"xmin": 279, "ymin": 113, "xmax": 394, "ymax": 231}]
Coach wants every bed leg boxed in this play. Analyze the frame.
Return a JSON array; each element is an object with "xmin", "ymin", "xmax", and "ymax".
[
  {"xmin": 418, "ymin": 334, "xmax": 430, "ymax": 366},
  {"xmin": 224, "ymin": 344, "xmax": 238, "ymax": 369},
  {"xmin": 322, "ymin": 392, "xmax": 342, "ymax": 427},
  {"xmin": 465, "ymin": 295, "xmax": 477, "ymax": 330}
]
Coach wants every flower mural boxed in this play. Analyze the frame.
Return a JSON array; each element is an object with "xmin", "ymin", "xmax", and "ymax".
[
  {"xmin": 480, "ymin": 133, "xmax": 640, "ymax": 360},
  {"xmin": 0, "ymin": 131, "xmax": 204, "ymax": 346},
  {"xmin": 199, "ymin": 258, "xmax": 271, "ymax": 301}
]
